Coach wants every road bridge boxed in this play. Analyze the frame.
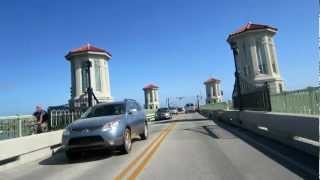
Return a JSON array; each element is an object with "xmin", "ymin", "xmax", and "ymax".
[{"xmin": 0, "ymin": 113, "xmax": 317, "ymax": 180}]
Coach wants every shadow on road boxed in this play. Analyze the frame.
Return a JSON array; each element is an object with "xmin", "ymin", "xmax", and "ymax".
[
  {"xmin": 39, "ymin": 149, "xmax": 113, "ymax": 165},
  {"xmin": 152, "ymin": 118, "xmax": 208, "ymax": 125},
  {"xmin": 210, "ymin": 117, "xmax": 318, "ymax": 180},
  {"xmin": 39, "ymin": 138, "xmax": 140, "ymax": 165},
  {"xmin": 183, "ymin": 125, "xmax": 219, "ymax": 139}
]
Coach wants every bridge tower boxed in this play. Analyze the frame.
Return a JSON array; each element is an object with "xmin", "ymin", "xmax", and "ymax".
[
  {"xmin": 65, "ymin": 44, "xmax": 113, "ymax": 109},
  {"xmin": 204, "ymin": 77, "xmax": 223, "ymax": 104},
  {"xmin": 227, "ymin": 22, "xmax": 284, "ymax": 94},
  {"xmin": 143, "ymin": 84, "xmax": 159, "ymax": 110}
]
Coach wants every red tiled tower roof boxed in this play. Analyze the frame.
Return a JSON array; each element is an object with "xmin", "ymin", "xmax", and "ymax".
[
  {"xmin": 204, "ymin": 77, "xmax": 220, "ymax": 84},
  {"xmin": 228, "ymin": 22, "xmax": 277, "ymax": 38},
  {"xmin": 143, "ymin": 84, "xmax": 159, "ymax": 90},
  {"xmin": 66, "ymin": 44, "xmax": 112, "ymax": 58}
]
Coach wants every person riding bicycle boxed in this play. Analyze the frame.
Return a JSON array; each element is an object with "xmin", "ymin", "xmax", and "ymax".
[{"xmin": 32, "ymin": 105, "xmax": 49, "ymax": 133}]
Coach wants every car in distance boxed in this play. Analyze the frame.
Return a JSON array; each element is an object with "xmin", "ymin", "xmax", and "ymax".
[
  {"xmin": 185, "ymin": 103, "xmax": 195, "ymax": 113},
  {"xmin": 62, "ymin": 99, "xmax": 148, "ymax": 160},
  {"xmin": 156, "ymin": 108, "xmax": 172, "ymax": 120},
  {"xmin": 169, "ymin": 106, "xmax": 178, "ymax": 115},
  {"xmin": 177, "ymin": 107, "xmax": 185, "ymax": 113}
]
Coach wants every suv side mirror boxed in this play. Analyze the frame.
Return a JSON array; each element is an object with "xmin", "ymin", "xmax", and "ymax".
[{"xmin": 128, "ymin": 108, "xmax": 137, "ymax": 114}]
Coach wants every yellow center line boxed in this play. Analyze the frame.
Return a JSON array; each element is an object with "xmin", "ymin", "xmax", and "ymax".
[
  {"xmin": 127, "ymin": 123, "xmax": 176, "ymax": 180},
  {"xmin": 114, "ymin": 123, "xmax": 174, "ymax": 180}
]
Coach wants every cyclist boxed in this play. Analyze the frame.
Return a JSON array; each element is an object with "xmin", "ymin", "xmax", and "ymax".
[{"xmin": 32, "ymin": 105, "xmax": 49, "ymax": 133}]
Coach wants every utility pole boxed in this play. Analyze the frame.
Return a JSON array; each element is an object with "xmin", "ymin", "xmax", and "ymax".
[
  {"xmin": 231, "ymin": 42, "xmax": 242, "ymax": 110},
  {"xmin": 177, "ymin": 96, "xmax": 184, "ymax": 107}
]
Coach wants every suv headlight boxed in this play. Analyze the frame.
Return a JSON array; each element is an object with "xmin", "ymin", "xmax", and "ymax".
[
  {"xmin": 63, "ymin": 127, "xmax": 71, "ymax": 136},
  {"xmin": 102, "ymin": 119, "xmax": 120, "ymax": 131}
]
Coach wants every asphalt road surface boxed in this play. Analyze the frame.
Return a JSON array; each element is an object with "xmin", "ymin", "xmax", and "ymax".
[{"xmin": 0, "ymin": 113, "xmax": 317, "ymax": 180}]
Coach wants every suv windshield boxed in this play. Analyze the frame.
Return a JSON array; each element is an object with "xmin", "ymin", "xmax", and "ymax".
[
  {"xmin": 82, "ymin": 103, "xmax": 125, "ymax": 118},
  {"xmin": 158, "ymin": 108, "xmax": 169, "ymax": 112}
]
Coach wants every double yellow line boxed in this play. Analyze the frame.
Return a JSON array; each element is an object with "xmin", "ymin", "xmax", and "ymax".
[{"xmin": 115, "ymin": 123, "xmax": 176, "ymax": 180}]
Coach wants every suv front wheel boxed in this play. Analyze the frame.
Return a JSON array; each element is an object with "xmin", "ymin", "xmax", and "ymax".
[
  {"xmin": 120, "ymin": 128, "xmax": 132, "ymax": 154},
  {"xmin": 140, "ymin": 122, "xmax": 148, "ymax": 140}
]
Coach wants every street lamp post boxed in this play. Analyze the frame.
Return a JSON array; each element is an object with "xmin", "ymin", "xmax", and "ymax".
[
  {"xmin": 85, "ymin": 61, "xmax": 94, "ymax": 107},
  {"xmin": 231, "ymin": 43, "xmax": 242, "ymax": 110},
  {"xmin": 177, "ymin": 97, "xmax": 184, "ymax": 107},
  {"xmin": 196, "ymin": 95, "xmax": 201, "ymax": 111}
]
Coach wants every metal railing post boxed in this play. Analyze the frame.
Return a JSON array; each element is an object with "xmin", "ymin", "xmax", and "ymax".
[
  {"xmin": 71, "ymin": 112, "xmax": 74, "ymax": 122},
  {"xmin": 265, "ymin": 82, "xmax": 272, "ymax": 112},
  {"xmin": 18, "ymin": 115, "xmax": 22, "ymax": 137},
  {"xmin": 309, "ymin": 87, "xmax": 316, "ymax": 115},
  {"xmin": 50, "ymin": 111, "xmax": 53, "ymax": 130},
  {"xmin": 54, "ymin": 111, "xmax": 58, "ymax": 130}
]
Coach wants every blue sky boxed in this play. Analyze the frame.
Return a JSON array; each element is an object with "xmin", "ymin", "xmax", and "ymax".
[{"xmin": 0, "ymin": 0, "xmax": 318, "ymax": 115}]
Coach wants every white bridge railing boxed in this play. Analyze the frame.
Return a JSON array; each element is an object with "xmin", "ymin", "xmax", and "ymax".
[
  {"xmin": 145, "ymin": 109, "xmax": 156, "ymax": 121},
  {"xmin": 146, "ymin": 113, "xmax": 155, "ymax": 121},
  {"xmin": 0, "ymin": 115, "xmax": 36, "ymax": 140},
  {"xmin": 49, "ymin": 110, "xmax": 82, "ymax": 130}
]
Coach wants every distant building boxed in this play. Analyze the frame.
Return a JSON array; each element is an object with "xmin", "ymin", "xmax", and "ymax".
[
  {"xmin": 204, "ymin": 77, "xmax": 223, "ymax": 104},
  {"xmin": 227, "ymin": 22, "xmax": 284, "ymax": 94},
  {"xmin": 65, "ymin": 44, "xmax": 113, "ymax": 110},
  {"xmin": 143, "ymin": 84, "xmax": 159, "ymax": 110}
]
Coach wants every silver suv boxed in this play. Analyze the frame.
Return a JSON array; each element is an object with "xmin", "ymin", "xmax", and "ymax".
[
  {"xmin": 185, "ymin": 103, "xmax": 195, "ymax": 113},
  {"xmin": 62, "ymin": 99, "xmax": 148, "ymax": 160}
]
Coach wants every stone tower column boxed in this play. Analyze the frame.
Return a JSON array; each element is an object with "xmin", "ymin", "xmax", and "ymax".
[
  {"xmin": 143, "ymin": 84, "xmax": 160, "ymax": 110},
  {"xmin": 249, "ymin": 39, "xmax": 259, "ymax": 76},
  {"xmin": 262, "ymin": 36, "xmax": 273, "ymax": 75},
  {"xmin": 204, "ymin": 78, "xmax": 223, "ymax": 104},
  {"xmin": 100, "ymin": 59, "xmax": 111, "ymax": 98},
  {"xmin": 74, "ymin": 61, "xmax": 82, "ymax": 97},
  {"xmin": 66, "ymin": 44, "xmax": 113, "ymax": 109}
]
